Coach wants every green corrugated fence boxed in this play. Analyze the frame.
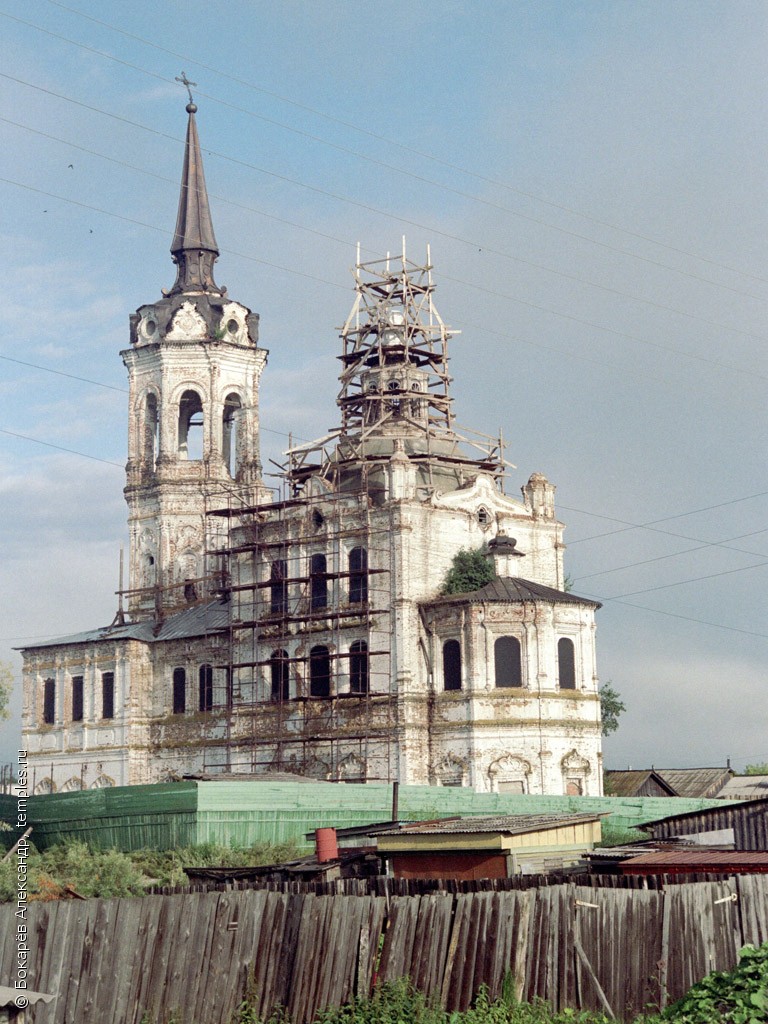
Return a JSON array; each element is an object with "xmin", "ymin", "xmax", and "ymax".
[{"xmin": 0, "ymin": 779, "xmax": 732, "ymax": 851}]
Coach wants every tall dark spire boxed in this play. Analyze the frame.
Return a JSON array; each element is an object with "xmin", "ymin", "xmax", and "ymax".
[{"xmin": 169, "ymin": 96, "xmax": 221, "ymax": 295}]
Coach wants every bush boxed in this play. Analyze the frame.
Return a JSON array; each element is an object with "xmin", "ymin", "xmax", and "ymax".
[{"xmin": 663, "ymin": 941, "xmax": 768, "ymax": 1023}]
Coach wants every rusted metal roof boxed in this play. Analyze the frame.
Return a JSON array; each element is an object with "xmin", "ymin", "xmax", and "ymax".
[
  {"xmin": 379, "ymin": 812, "xmax": 606, "ymax": 836},
  {"xmin": 17, "ymin": 599, "xmax": 229, "ymax": 650},
  {"xmin": 428, "ymin": 577, "xmax": 601, "ymax": 608},
  {"xmin": 620, "ymin": 850, "xmax": 768, "ymax": 874},
  {"xmin": 655, "ymin": 767, "xmax": 733, "ymax": 799}
]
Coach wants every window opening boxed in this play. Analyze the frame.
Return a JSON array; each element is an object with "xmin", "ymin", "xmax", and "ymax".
[
  {"xmin": 199, "ymin": 664, "xmax": 213, "ymax": 712},
  {"xmin": 270, "ymin": 650, "xmax": 290, "ymax": 701},
  {"xmin": 349, "ymin": 640, "xmax": 369, "ymax": 694},
  {"xmin": 270, "ymin": 559, "xmax": 288, "ymax": 614},
  {"xmin": 310, "ymin": 553, "xmax": 328, "ymax": 611},
  {"xmin": 102, "ymin": 671, "xmax": 115, "ymax": 720},
  {"xmin": 72, "ymin": 676, "xmax": 84, "ymax": 722},
  {"xmin": 494, "ymin": 636, "xmax": 523, "ymax": 687},
  {"xmin": 442, "ymin": 639, "xmax": 462, "ymax": 691},
  {"xmin": 349, "ymin": 546, "xmax": 368, "ymax": 604},
  {"xmin": 558, "ymin": 638, "xmax": 576, "ymax": 689},
  {"xmin": 178, "ymin": 389, "xmax": 204, "ymax": 460},
  {"xmin": 43, "ymin": 678, "xmax": 55, "ymax": 725},
  {"xmin": 144, "ymin": 393, "xmax": 159, "ymax": 470},
  {"xmin": 222, "ymin": 393, "xmax": 242, "ymax": 477},
  {"xmin": 309, "ymin": 645, "xmax": 331, "ymax": 697},
  {"xmin": 173, "ymin": 667, "xmax": 186, "ymax": 715}
]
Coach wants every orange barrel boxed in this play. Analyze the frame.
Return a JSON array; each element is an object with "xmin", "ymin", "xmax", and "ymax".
[{"xmin": 315, "ymin": 827, "xmax": 338, "ymax": 863}]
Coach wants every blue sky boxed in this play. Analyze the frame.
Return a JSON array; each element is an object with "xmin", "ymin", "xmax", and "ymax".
[{"xmin": 0, "ymin": 0, "xmax": 766, "ymax": 772}]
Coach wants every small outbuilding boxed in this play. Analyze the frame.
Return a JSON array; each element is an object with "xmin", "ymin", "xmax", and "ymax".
[{"xmin": 377, "ymin": 813, "xmax": 606, "ymax": 880}]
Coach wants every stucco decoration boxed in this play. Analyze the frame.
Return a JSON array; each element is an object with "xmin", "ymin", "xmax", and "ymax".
[
  {"xmin": 434, "ymin": 753, "xmax": 467, "ymax": 786},
  {"xmin": 60, "ymin": 777, "xmax": 84, "ymax": 792},
  {"xmin": 561, "ymin": 749, "xmax": 592, "ymax": 775},
  {"xmin": 166, "ymin": 301, "xmax": 207, "ymax": 341},
  {"xmin": 91, "ymin": 774, "xmax": 115, "ymax": 789},
  {"xmin": 337, "ymin": 753, "xmax": 366, "ymax": 781},
  {"xmin": 488, "ymin": 754, "xmax": 532, "ymax": 792},
  {"xmin": 34, "ymin": 778, "xmax": 55, "ymax": 794},
  {"xmin": 220, "ymin": 302, "xmax": 248, "ymax": 345}
]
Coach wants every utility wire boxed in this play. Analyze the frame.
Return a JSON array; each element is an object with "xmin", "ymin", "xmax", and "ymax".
[
  {"xmin": 604, "ymin": 559, "xmax": 768, "ymax": 600},
  {"xmin": 0, "ymin": 428, "xmax": 124, "ymax": 466},
  {"xmin": 2, "ymin": 70, "xmax": 767, "ymax": 351},
  {"xmin": 37, "ymin": 0, "xmax": 768, "ymax": 288}
]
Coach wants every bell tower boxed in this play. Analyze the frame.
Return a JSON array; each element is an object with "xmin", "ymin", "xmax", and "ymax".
[{"xmin": 122, "ymin": 95, "xmax": 269, "ymax": 620}]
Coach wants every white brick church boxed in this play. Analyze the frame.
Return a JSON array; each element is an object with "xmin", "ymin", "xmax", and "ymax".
[{"xmin": 20, "ymin": 99, "xmax": 603, "ymax": 796}]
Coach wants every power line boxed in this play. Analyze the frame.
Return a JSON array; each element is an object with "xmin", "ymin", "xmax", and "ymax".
[
  {"xmin": 3, "ymin": 70, "xmax": 767, "ymax": 352},
  {"xmin": 605, "ymin": 559, "xmax": 768, "ymax": 600},
  {"xmin": 38, "ymin": 0, "xmax": 768, "ymax": 288},
  {"xmin": 565, "ymin": 491, "xmax": 768, "ymax": 546},
  {"xmin": 0, "ymin": 428, "xmax": 124, "ymax": 466},
  {"xmin": 590, "ymin": 595, "xmax": 768, "ymax": 641},
  {"xmin": 572, "ymin": 527, "xmax": 768, "ymax": 582}
]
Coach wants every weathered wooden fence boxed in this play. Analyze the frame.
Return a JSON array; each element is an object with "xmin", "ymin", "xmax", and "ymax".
[{"xmin": 1, "ymin": 876, "xmax": 766, "ymax": 1024}]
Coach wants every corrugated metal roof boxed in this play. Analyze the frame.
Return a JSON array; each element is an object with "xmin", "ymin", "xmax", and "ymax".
[
  {"xmin": 18, "ymin": 599, "xmax": 229, "ymax": 650},
  {"xmin": 655, "ymin": 768, "xmax": 733, "ymax": 799},
  {"xmin": 718, "ymin": 776, "xmax": 768, "ymax": 800},
  {"xmin": 426, "ymin": 576, "xmax": 601, "ymax": 608},
  {"xmin": 0, "ymin": 985, "xmax": 55, "ymax": 1006},
  {"xmin": 379, "ymin": 812, "xmax": 606, "ymax": 836}
]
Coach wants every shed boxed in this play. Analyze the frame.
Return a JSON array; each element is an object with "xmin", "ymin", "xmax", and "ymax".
[
  {"xmin": 639, "ymin": 797, "xmax": 768, "ymax": 851},
  {"xmin": 717, "ymin": 776, "xmax": 768, "ymax": 801},
  {"xmin": 0, "ymin": 986, "xmax": 55, "ymax": 1022},
  {"xmin": 654, "ymin": 767, "xmax": 734, "ymax": 799},
  {"xmin": 377, "ymin": 813, "xmax": 606, "ymax": 879}
]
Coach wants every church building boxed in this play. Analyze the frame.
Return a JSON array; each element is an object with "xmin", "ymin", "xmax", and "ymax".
[{"xmin": 19, "ymin": 99, "xmax": 603, "ymax": 796}]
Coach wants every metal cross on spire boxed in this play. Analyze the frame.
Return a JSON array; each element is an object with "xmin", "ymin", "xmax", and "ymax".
[{"xmin": 175, "ymin": 71, "xmax": 197, "ymax": 107}]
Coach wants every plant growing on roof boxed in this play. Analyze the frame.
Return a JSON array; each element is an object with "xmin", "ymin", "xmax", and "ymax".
[{"xmin": 442, "ymin": 547, "xmax": 495, "ymax": 596}]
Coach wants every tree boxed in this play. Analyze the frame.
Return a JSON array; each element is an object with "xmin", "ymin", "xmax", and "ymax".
[
  {"xmin": 0, "ymin": 662, "xmax": 12, "ymax": 722},
  {"xmin": 599, "ymin": 681, "xmax": 625, "ymax": 736},
  {"xmin": 441, "ymin": 547, "xmax": 495, "ymax": 595},
  {"xmin": 744, "ymin": 763, "xmax": 768, "ymax": 775}
]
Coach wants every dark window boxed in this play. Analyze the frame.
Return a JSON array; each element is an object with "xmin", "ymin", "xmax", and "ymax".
[
  {"xmin": 349, "ymin": 547, "xmax": 368, "ymax": 604},
  {"xmin": 270, "ymin": 650, "xmax": 290, "ymax": 701},
  {"xmin": 494, "ymin": 636, "xmax": 523, "ymax": 688},
  {"xmin": 310, "ymin": 553, "xmax": 328, "ymax": 611},
  {"xmin": 102, "ymin": 672, "xmax": 115, "ymax": 720},
  {"xmin": 173, "ymin": 667, "xmax": 186, "ymax": 715},
  {"xmin": 178, "ymin": 389, "xmax": 204, "ymax": 460},
  {"xmin": 442, "ymin": 640, "xmax": 462, "ymax": 691},
  {"xmin": 71, "ymin": 676, "xmax": 84, "ymax": 722},
  {"xmin": 309, "ymin": 645, "xmax": 331, "ymax": 698},
  {"xmin": 349, "ymin": 640, "xmax": 369, "ymax": 694},
  {"xmin": 43, "ymin": 678, "xmax": 55, "ymax": 725},
  {"xmin": 199, "ymin": 664, "xmax": 213, "ymax": 712},
  {"xmin": 270, "ymin": 559, "xmax": 288, "ymax": 614},
  {"xmin": 558, "ymin": 638, "xmax": 576, "ymax": 690}
]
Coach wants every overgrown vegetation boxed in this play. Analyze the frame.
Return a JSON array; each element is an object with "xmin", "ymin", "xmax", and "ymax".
[
  {"xmin": 662, "ymin": 942, "xmax": 768, "ymax": 1023},
  {"xmin": 743, "ymin": 763, "xmax": 768, "ymax": 776},
  {"xmin": 598, "ymin": 681, "xmax": 625, "ymax": 737},
  {"xmin": 0, "ymin": 838, "xmax": 300, "ymax": 900},
  {"xmin": 442, "ymin": 547, "xmax": 495, "ymax": 595}
]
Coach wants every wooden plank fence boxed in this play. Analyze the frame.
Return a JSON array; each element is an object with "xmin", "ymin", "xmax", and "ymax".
[{"xmin": 1, "ymin": 876, "xmax": 766, "ymax": 1024}]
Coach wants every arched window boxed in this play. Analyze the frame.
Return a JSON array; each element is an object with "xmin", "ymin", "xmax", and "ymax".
[
  {"xmin": 270, "ymin": 650, "xmax": 290, "ymax": 701},
  {"xmin": 199, "ymin": 664, "xmax": 213, "ymax": 712},
  {"xmin": 310, "ymin": 553, "xmax": 328, "ymax": 611},
  {"xmin": 173, "ymin": 667, "xmax": 186, "ymax": 715},
  {"xmin": 270, "ymin": 559, "xmax": 288, "ymax": 615},
  {"xmin": 178, "ymin": 389, "xmax": 204, "ymax": 460},
  {"xmin": 143, "ymin": 393, "xmax": 159, "ymax": 470},
  {"xmin": 222, "ymin": 392, "xmax": 242, "ymax": 477},
  {"xmin": 442, "ymin": 640, "xmax": 462, "ymax": 691},
  {"xmin": 71, "ymin": 676, "xmax": 84, "ymax": 723},
  {"xmin": 349, "ymin": 640, "xmax": 369, "ymax": 694},
  {"xmin": 558, "ymin": 638, "xmax": 576, "ymax": 690},
  {"xmin": 43, "ymin": 678, "xmax": 55, "ymax": 725},
  {"xmin": 101, "ymin": 672, "xmax": 115, "ymax": 720},
  {"xmin": 494, "ymin": 636, "xmax": 523, "ymax": 688},
  {"xmin": 349, "ymin": 547, "xmax": 368, "ymax": 603},
  {"xmin": 309, "ymin": 645, "xmax": 331, "ymax": 698}
]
